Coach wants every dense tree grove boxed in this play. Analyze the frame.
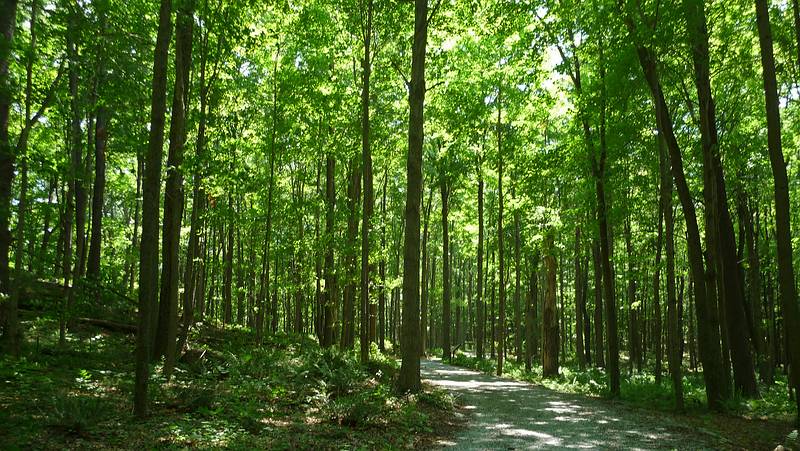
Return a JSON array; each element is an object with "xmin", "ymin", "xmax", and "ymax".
[{"xmin": 1, "ymin": 0, "xmax": 800, "ymax": 428}]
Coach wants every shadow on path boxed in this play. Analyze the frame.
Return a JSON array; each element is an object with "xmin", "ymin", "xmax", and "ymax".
[{"xmin": 421, "ymin": 359, "xmax": 719, "ymax": 450}]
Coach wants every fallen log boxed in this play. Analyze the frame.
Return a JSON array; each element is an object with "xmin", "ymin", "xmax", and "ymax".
[{"xmin": 77, "ymin": 317, "xmax": 137, "ymax": 334}]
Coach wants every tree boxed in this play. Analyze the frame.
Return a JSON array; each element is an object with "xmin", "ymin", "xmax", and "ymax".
[
  {"xmin": 397, "ymin": 0, "xmax": 428, "ymax": 394},
  {"xmin": 134, "ymin": 0, "xmax": 172, "ymax": 418},
  {"xmin": 754, "ymin": 0, "xmax": 800, "ymax": 422}
]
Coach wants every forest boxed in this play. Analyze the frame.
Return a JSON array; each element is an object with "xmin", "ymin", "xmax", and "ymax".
[{"xmin": 1, "ymin": 0, "xmax": 800, "ymax": 448}]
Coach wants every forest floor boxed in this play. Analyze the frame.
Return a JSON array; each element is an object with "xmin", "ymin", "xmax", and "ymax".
[
  {"xmin": 424, "ymin": 357, "xmax": 797, "ymax": 450},
  {"xmin": 0, "ymin": 319, "xmax": 460, "ymax": 450}
]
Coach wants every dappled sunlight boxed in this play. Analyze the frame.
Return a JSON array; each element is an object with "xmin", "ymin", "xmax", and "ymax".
[{"xmin": 421, "ymin": 359, "xmax": 717, "ymax": 449}]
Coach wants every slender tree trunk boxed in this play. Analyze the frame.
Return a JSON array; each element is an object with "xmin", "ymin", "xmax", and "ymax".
[
  {"xmin": 476, "ymin": 148, "xmax": 485, "ymax": 359},
  {"xmin": 398, "ymin": 0, "xmax": 427, "ymax": 392},
  {"xmin": 181, "ymin": 18, "xmax": 211, "ymax": 345},
  {"xmin": 342, "ymin": 159, "xmax": 360, "ymax": 348},
  {"xmin": 87, "ymin": 0, "xmax": 108, "ymax": 281},
  {"xmin": 379, "ymin": 168, "xmax": 387, "ymax": 351},
  {"xmin": 155, "ymin": 0, "xmax": 192, "ymax": 378},
  {"xmin": 755, "ymin": 0, "xmax": 800, "ymax": 421},
  {"xmin": 525, "ymin": 256, "xmax": 537, "ymax": 371},
  {"xmin": 323, "ymin": 154, "xmax": 336, "ymax": 347},
  {"xmin": 496, "ymin": 91, "xmax": 506, "ymax": 376},
  {"xmin": 421, "ymin": 185, "xmax": 432, "ymax": 356},
  {"xmin": 575, "ymin": 227, "xmax": 585, "ymax": 370},
  {"xmin": 440, "ymin": 173, "xmax": 452, "ymax": 361},
  {"xmin": 513, "ymin": 186, "xmax": 522, "ymax": 364},
  {"xmin": 543, "ymin": 234, "xmax": 559, "ymax": 377},
  {"xmin": 622, "ymin": 13, "xmax": 726, "ymax": 408},
  {"xmin": 134, "ymin": 0, "xmax": 172, "ymax": 418},
  {"xmin": 0, "ymin": 0, "xmax": 19, "ymax": 345},
  {"xmin": 653, "ymin": 171, "xmax": 665, "ymax": 384},
  {"xmin": 592, "ymin": 240, "xmax": 604, "ymax": 367},
  {"xmin": 682, "ymin": 0, "xmax": 757, "ymax": 397},
  {"xmin": 359, "ymin": 0, "xmax": 374, "ymax": 363}
]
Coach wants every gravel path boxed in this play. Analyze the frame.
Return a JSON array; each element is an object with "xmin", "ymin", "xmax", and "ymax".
[{"xmin": 421, "ymin": 359, "xmax": 721, "ymax": 450}]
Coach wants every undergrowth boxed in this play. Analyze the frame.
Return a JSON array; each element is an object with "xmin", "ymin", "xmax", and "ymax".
[
  {"xmin": 0, "ymin": 320, "xmax": 456, "ymax": 450},
  {"xmin": 449, "ymin": 351, "xmax": 796, "ymax": 420}
]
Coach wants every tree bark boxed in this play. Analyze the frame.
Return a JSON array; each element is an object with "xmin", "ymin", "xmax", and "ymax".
[
  {"xmin": 0, "ymin": 0, "xmax": 19, "ymax": 345},
  {"xmin": 441, "ymin": 174, "xmax": 451, "ymax": 362},
  {"xmin": 323, "ymin": 154, "xmax": 336, "ymax": 347},
  {"xmin": 496, "ymin": 90, "xmax": 505, "ymax": 376},
  {"xmin": 575, "ymin": 227, "xmax": 586, "ymax": 370},
  {"xmin": 542, "ymin": 234, "xmax": 559, "ymax": 377},
  {"xmin": 359, "ymin": 0, "xmax": 374, "ymax": 363},
  {"xmin": 682, "ymin": 0, "xmax": 757, "ymax": 397},
  {"xmin": 397, "ymin": 0, "xmax": 427, "ymax": 393},
  {"xmin": 621, "ymin": 8, "xmax": 726, "ymax": 408},
  {"xmin": 135, "ymin": 0, "xmax": 172, "ymax": 418},
  {"xmin": 154, "ymin": 0, "xmax": 192, "ymax": 379},
  {"xmin": 754, "ymin": 0, "xmax": 800, "ymax": 421}
]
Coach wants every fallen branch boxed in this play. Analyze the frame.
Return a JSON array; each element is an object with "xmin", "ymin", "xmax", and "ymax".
[{"xmin": 77, "ymin": 317, "xmax": 137, "ymax": 334}]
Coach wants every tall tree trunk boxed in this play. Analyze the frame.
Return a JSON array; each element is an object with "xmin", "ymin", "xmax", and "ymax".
[
  {"xmin": 0, "ymin": 0, "xmax": 19, "ymax": 347},
  {"xmin": 525, "ymin": 256, "xmax": 537, "ymax": 371},
  {"xmin": 476, "ymin": 146, "xmax": 485, "ymax": 360},
  {"xmin": 421, "ymin": 185, "xmax": 432, "ymax": 356},
  {"xmin": 542, "ymin": 234, "xmax": 559, "ymax": 377},
  {"xmin": 653, "ymin": 175, "xmax": 664, "ymax": 384},
  {"xmin": 595, "ymin": 42, "xmax": 619, "ymax": 396},
  {"xmin": 754, "ymin": 0, "xmax": 800, "ymax": 421},
  {"xmin": 323, "ymin": 155, "xmax": 336, "ymax": 347},
  {"xmin": 379, "ymin": 167, "xmax": 387, "ymax": 351},
  {"xmin": 496, "ymin": 90, "xmax": 505, "ymax": 376},
  {"xmin": 441, "ymin": 176, "xmax": 451, "ymax": 362},
  {"xmin": 592, "ymin": 240, "xmax": 604, "ymax": 367},
  {"xmin": 134, "ymin": 0, "xmax": 172, "ymax": 418},
  {"xmin": 359, "ymin": 0, "xmax": 374, "ymax": 363},
  {"xmin": 63, "ymin": 7, "xmax": 83, "ymax": 337},
  {"xmin": 181, "ymin": 16, "xmax": 212, "ymax": 345},
  {"xmin": 513, "ymin": 186, "xmax": 522, "ymax": 364},
  {"xmin": 575, "ymin": 227, "xmax": 586, "ymax": 370},
  {"xmin": 682, "ymin": 0, "xmax": 757, "ymax": 397},
  {"xmin": 155, "ymin": 0, "xmax": 193, "ymax": 379},
  {"xmin": 87, "ymin": 0, "xmax": 108, "ymax": 281},
  {"xmin": 621, "ymin": 10, "xmax": 727, "ymax": 408},
  {"xmin": 342, "ymin": 160, "xmax": 360, "ymax": 348},
  {"xmin": 397, "ymin": 0, "xmax": 427, "ymax": 393}
]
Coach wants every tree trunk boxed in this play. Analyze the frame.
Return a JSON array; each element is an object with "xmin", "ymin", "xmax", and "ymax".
[
  {"xmin": 397, "ymin": 0, "xmax": 427, "ymax": 392},
  {"xmin": 543, "ymin": 234, "xmax": 559, "ymax": 377},
  {"xmin": 359, "ymin": 0, "xmax": 374, "ymax": 363},
  {"xmin": 421, "ymin": 185, "xmax": 432, "ymax": 356},
  {"xmin": 592, "ymin": 240, "xmax": 604, "ymax": 367},
  {"xmin": 513, "ymin": 186, "xmax": 522, "ymax": 364},
  {"xmin": 496, "ymin": 91, "xmax": 505, "ymax": 376},
  {"xmin": 134, "ymin": 0, "xmax": 172, "ymax": 418},
  {"xmin": 575, "ymin": 227, "xmax": 585, "ymax": 370},
  {"xmin": 379, "ymin": 168, "xmax": 387, "ymax": 351},
  {"xmin": 0, "ymin": 0, "xmax": 19, "ymax": 348},
  {"xmin": 622, "ymin": 12, "xmax": 726, "ymax": 408},
  {"xmin": 181, "ymin": 18, "xmax": 212, "ymax": 345},
  {"xmin": 476, "ymin": 148, "xmax": 485, "ymax": 360},
  {"xmin": 323, "ymin": 154, "xmax": 336, "ymax": 347},
  {"xmin": 87, "ymin": 0, "xmax": 108, "ymax": 281},
  {"xmin": 754, "ymin": 0, "xmax": 800, "ymax": 421},
  {"xmin": 154, "ymin": 0, "xmax": 192, "ymax": 379},
  {"xmin": 682, "ymin": 0, "xmax": 757, "ymax": 397},
  {"xmin": 441, "ymin": 175, "xmax": 451, "ymax": 362}
]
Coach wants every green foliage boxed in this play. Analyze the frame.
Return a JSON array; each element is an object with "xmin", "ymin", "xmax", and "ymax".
[{"xmin": 48, "ymin": 393, "xmax": 113, "ymax": 437}]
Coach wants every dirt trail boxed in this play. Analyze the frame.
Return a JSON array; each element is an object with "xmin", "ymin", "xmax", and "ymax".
[{"xmin": 421, "ymin": 359, "xmax": 722, "ymax": 450}]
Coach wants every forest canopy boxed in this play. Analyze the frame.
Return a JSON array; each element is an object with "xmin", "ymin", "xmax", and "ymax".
[{"xmin": 1, "ymin": 0, "xmax": 800, "ymax": 446}]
